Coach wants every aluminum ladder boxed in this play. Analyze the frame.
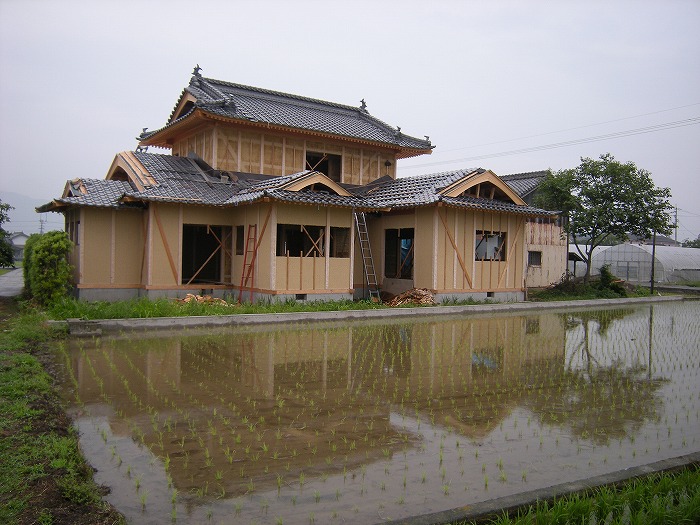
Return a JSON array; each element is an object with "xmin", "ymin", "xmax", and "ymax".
[{"xmin": 354, "ymin": 211, "xmax": 381, "ymax": 301}]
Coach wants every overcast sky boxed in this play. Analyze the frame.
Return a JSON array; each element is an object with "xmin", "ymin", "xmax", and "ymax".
[{"xmin": 1, "ymin": 0, "xmax": 699, "ymax": 239}]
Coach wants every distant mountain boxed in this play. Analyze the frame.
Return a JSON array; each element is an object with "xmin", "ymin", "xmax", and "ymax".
[{"xmin": 0, "ymin": 191, "xmax": 64, "ymax": 234}]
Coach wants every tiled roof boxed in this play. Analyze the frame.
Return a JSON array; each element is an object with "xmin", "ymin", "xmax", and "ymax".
[
  {"xmin": 501, "ymin": 171, "xmax": 548, "ymax": 199},
  {"xmin": 41, "ymin": 153, "xmax": 557, "ymax": 217},
  {"xmin": 141, "ymin": 73, "xmax": 433, "ymax": 154},
  {"xmin": 366, "ymin": 169, "xmax": 477, "ymax": 207},
  {"xmin": 37, "ymin": 179, "xmax": 135, "ymax": 211}
]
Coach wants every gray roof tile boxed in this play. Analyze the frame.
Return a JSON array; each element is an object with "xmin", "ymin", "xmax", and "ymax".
[
  {"xmin": 366, "ymin": 169, "xmax": 476, "ymax": 208},
  {"xmin": 42, "ymin": 153, "xmax": 557, "ymax": 218},
  {"xmin": 42, "ymin": 179, "xmax": 134, "ymax": 209},
  {"xmin": 143, "ymin": 75, "xmax": 433, "ymax": 153},
  {"xmin": 501, "ymin": 171, "xmax": 548, "ymax": 199}
]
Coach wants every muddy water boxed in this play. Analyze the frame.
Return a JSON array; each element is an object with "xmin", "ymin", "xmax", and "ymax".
[{"xmin": 53, "ymin": 302, "xmax": 700, "ymax": 524}]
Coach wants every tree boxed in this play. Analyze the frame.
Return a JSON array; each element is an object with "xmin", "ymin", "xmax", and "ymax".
[
  {"xmin": 0, "ymin": 199, "xmax": 14, "ymax": 267},
  {"xmin": 682, "ymin": 237, "xmax": 700, "ymax": 249},
  {"xmin": 535, "ymin": 154, "xmax": 673, "ymax": 283}
]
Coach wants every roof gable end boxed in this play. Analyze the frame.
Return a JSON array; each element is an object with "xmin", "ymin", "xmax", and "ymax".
[
  {"xmin": 105, "ymin": 152, "xmax": 155, "ymax": 191},
  {"xmin": 439, "ymin": 170, "xmax": 526, "ymax": 205},
  {"xmin": 280, "ymin": 171, "xmax": 351, "ymax": 196}
]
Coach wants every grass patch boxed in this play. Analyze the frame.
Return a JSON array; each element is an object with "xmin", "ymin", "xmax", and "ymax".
[
  {"xmin": 0, "ymin": 298, "xmax": 124, "ymax": 525},
  {"xmin": 47, "ymin": 296, "xmax": 388, "ymax": 320},
  {"xmin": 457, "ymin": 466, "xmax": 700, "ymax": 524},
  {"xmin": 46, "ymin": 295, "xmax": 492, "ymax": 321}
]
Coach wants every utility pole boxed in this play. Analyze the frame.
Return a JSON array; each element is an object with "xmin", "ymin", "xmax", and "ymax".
[
  {"xmin": 674, "ymin": 206, "xmax": 678, "ymax": 244},
  {"xmin": 650, "ymin": 230, "xmax": 657, "ymax": 295},
  {"xmin": 39, "ymin": 215, "xmax": 45, "ymax": 234}
]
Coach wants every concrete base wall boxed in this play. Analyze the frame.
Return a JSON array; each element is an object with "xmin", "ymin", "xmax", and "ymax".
[
  {"xmin": 75, "ymin": 288, "xmax": 141, "ymax": 302},
  {"xmin": 434, "ymin": 291, "xmax": 524, "ymax": 303},
  {"xmin": 75, "ymin": 286, "xmax": 353, "ymax": 304},
  {"xmin": 239, "ymin": 292, "xmax": 353, "ymax": 304}
]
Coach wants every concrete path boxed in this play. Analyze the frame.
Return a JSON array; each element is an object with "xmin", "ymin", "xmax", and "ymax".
[{"xmin": 0, "ymin": 268, "xmax": 23, "ymax": 297}]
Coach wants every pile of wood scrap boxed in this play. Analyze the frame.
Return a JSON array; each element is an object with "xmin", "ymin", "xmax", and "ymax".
[
  {"xmin": 175, "ymin": 293, "xmax": 232, "ymax": 306},
  {"xmin": 385, "ymin": 288, "xmax": 436, "ymax": 307}
]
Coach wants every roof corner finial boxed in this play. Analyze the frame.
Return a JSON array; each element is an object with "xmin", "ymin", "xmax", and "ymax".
[
  {"xmin": 136, "ymin": 128, "xmax": 149, "ymax": 152},
  {"xmin": 360, "ymin": 99, "xmax": 367, "ymax": 112},
  {"xmin": 395, "ymin": 126, "xmax": 402, "ymax": 136},
  {"xmin": 192, "ymin": 64, "xmax": 202, "ymax": 78},
  {"xmin": 424, "ymin": 135, "xmax": 430, "ymax": 143}
]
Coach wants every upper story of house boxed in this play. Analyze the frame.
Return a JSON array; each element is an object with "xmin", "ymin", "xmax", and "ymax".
[{"xmin": 138, "ymin": 66, "xmax": 434, "ymax": 185}]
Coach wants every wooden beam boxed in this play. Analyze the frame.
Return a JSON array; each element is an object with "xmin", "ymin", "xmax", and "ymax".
[
  {"xmin": 439, "ymin": 209, "xmax": 473, "ymax": 288},
  {"xmin": 498, "ymin": 218, "xmax": 524, "ymax": 288},
  {"xmin": 152, "ymin": 205, "xmax": 179, "ymax": 284}
]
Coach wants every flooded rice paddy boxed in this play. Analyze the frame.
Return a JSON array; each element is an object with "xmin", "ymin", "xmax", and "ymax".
[{"xmin": 53, "ymin": 301, "xmax": 700, "ymax": 524}]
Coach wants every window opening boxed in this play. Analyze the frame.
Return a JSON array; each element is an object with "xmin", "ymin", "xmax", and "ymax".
[
  {"xmin": 235, "ymin": 225, "xmax": 244, "ymax": 255},
  {"xmin": 330, "ymin": 227, "xmax": 351, "ymax": 258},
  {"xmin": 66, "ymin": 219, "xmax": 80, "ymax": 245},
  {"xmin": 385, "ymin": 228, "xmax": 414, "ymax": 279},
  {"xmin": 475, "ymin": 230, "xmax": 506, "ymax": 261},
  {"xmin": 182, "ymin": 225, "xmax": 232, "ymax": 284},
  {"xmin": 527, "ymin": 250, "xmax": 542, "ymax": 267},
  {"xmin": 277, "ymin": 224, "xmax": 325, "ymax": 257},
  {"xmin": 306, "ymin": 152, "xmax": 342, "ymax": 182}
]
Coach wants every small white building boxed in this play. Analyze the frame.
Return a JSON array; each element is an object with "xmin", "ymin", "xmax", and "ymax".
[
  {"xmin": 9, "ymin": 232, "xmax": 29, "ymax": 262},
  {"xmin": 587, "ymin": 244, "xmax": 700, "ymax": 284}
]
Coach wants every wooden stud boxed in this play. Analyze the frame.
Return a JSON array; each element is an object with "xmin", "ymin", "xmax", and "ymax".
[
  {"xmin": 152, "ymin": 205, "xmax": 179, "ymax": 284},
  {"xmin": 498, "ymin": 217, "xmax": 523, "ymax": 288},
  {"xmin": 439, "ymin": 208, "xmax": 473, "ymax": 288}
]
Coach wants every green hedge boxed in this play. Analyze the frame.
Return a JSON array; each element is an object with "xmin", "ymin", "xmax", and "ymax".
[{"xmin": 23, "ymin": 231, "xmax": 73, "ymax": 306}]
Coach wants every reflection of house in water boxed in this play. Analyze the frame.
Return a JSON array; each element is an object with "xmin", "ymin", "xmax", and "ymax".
[
  {"xmin": 363, "ymin": 314, "xmax": 567, "ymax": 439},
  {"xmin": 66, "ymin": 313, "xmax": 567, "ymax": 494}
]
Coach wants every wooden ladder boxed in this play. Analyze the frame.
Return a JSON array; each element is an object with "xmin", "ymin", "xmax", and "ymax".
[
  {"xmin": 354, "ymin": 211, "xmax": 381, "ymax": 301},
  {"xmin": 238, "ymin": 224, "xmax": 258, "ymax": 303}
]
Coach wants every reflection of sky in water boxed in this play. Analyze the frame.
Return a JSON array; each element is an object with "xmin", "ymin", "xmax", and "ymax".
[{"xmin": 55, "ymin": 302, "xmax": 700, "ymax": 525}]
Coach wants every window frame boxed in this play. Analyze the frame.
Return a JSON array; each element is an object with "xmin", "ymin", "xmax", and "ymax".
[
  {"xmin": 527, "ymin": 250, "xmax": 542, "ymax": 267},
  {"xmin": 475, "ymin": 230, "xmax": 507, "ymax": 261}
]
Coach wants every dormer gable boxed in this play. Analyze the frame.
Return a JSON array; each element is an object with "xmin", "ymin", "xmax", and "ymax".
[
  {"xmin": 105, "ymin": 152, "xmax": 156, "ymax": 191},
  {"xmin": 280, "ymin": 171, "xmax": 351, "ymax": 196},
  {"xmin": 439, "ymin": 170, "xmax": 526, "ymax": 205},
  {"xmin": 62, "ymin": 178, "xmax": 87, "ymax": 198}
]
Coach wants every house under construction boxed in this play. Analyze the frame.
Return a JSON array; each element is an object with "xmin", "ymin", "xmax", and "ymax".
[{"xmin": 38, "ymin": 67, "xmax": 564, "ymax": 302}]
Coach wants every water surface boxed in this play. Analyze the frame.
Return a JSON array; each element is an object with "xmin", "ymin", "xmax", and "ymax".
[{"xmin": 54, "ymin": 302, "xmax": 700, "ymax": 524}]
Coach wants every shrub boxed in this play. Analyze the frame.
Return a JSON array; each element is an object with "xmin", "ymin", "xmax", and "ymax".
[
  {"xmin": 598, "ymin": 264, "xmax": 627, "ymax": 297},
  {"xmin": 22, "ymin": 233, "xmax": 43, "ymax": 296},
  {"xmin": 27, "ymin": 231, "xmax": 73, "ymax": 306}
]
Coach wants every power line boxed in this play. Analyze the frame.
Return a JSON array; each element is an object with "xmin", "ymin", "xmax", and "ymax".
[
  {"xmin": 438, "ymin": 102, "xmax": 700, "ymax": 154},
  {"xmin": 402, "ymin": 117, "xmax": 700, "ymax": 170},
  {"xmin": 677, "ymin": 207, "xmax": 700, "ymax": 218}
]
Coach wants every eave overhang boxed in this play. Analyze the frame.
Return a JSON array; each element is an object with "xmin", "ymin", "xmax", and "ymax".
[{"xmin": 139, "ymin": 109, "xmax": 433, "ymax": 159}]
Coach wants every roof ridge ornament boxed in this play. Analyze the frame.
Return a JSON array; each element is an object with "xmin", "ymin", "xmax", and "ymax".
[
  {"xmin": 360, "ymin": 99, "xmax": 368, "ymax": 112},
  {"xmin": 136, "ymin": 128, "xmax": 149, "ymax": 152},
  {"xmin": 190, "ymin": 64, "xmax": 203, "ymax": 87}
]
